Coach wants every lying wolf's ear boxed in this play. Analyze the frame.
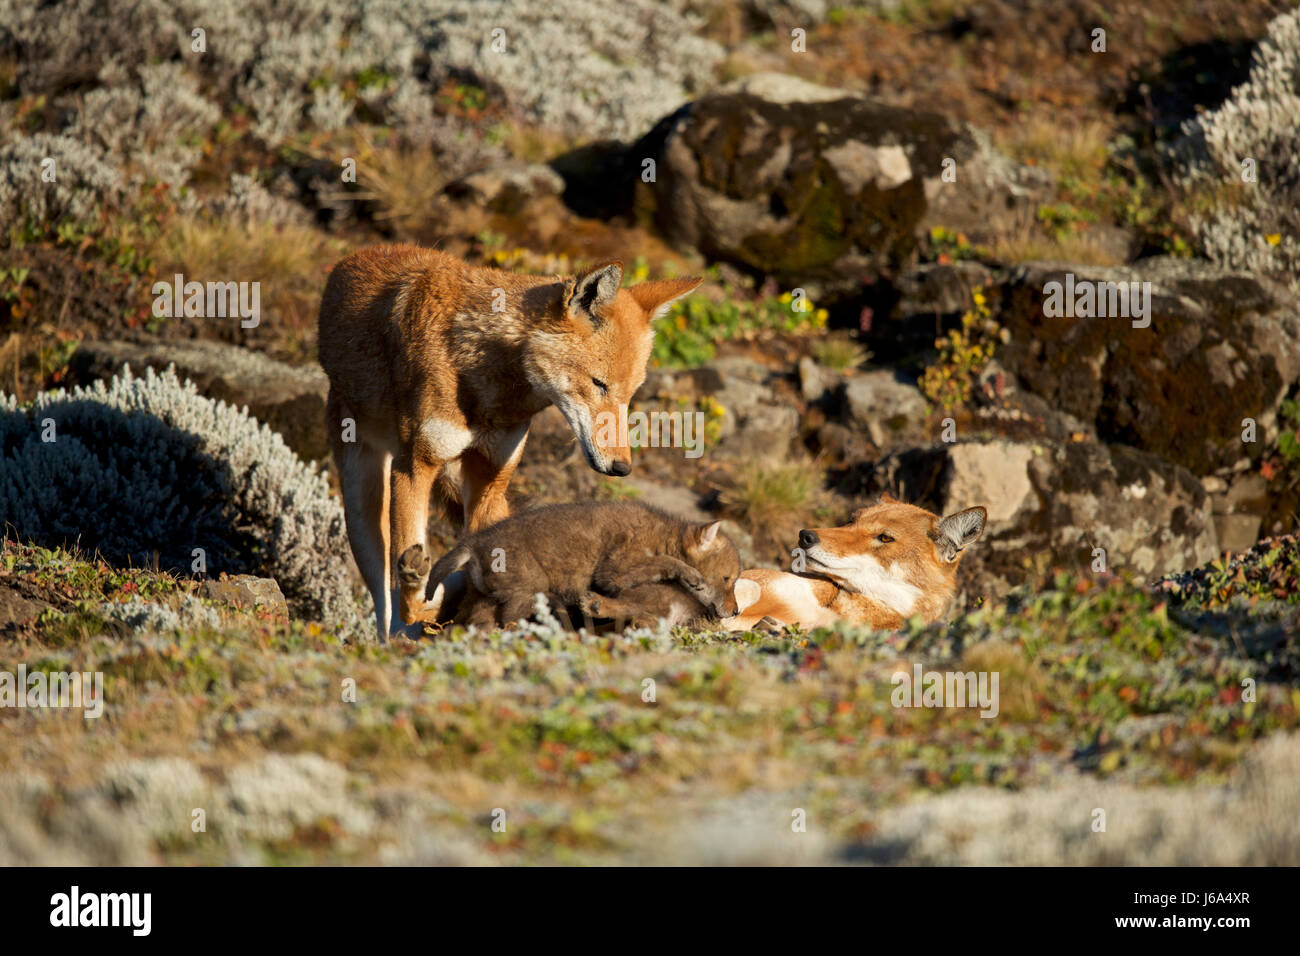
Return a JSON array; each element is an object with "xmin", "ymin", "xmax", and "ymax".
[
  {"xmin": 933, "ymin": 506, "xmax": 987, "ymax": 562},
  {"xmin": 566, "ymin": 260, "xmax": 623, "ymax": 325},
  {"xmin": 629, "ymin": 276, "xmax": 704, "ymax": 321},
  {"xmin": 734, "ymin": 578, "xmax": 762, "ymax": 614},
  {"xmin": 878, "ymin": 491, "xmax": 900, "ymax": 504}
]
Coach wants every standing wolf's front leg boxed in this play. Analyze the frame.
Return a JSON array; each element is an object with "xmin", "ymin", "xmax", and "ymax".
[
  {"xmin": 460, "ymin": 424, "xmax": 529, "ymax": 532},
  {"xmin": 391, "ymin": 449, "xmax": 441, "ymax": 632}
]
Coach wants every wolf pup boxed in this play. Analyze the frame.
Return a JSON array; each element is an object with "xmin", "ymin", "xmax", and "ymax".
[
  {"xmin": 579, "ymin": 582, "xmax": 711, "ymax": 630},
  {"xmin": 318, "ymin": 245, "xmax": 701, "ymax": 639},
  {"xmin": 399, "ymin": 502, "xmax": 741, "ymax": 629},
  {"xmin": 722, "ymin": 495, "xmax": 987, "ymax": 632}
]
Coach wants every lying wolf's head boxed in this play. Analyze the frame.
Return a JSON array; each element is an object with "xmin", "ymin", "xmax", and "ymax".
[{"xmin": 795, "ymin": 494, "xmax": 987, "ymax": 619}]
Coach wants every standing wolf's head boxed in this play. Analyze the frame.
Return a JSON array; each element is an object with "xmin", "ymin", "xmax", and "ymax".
[{"xmin": 523, "ymin": 260, "xmax": 701, "ymax": 476}]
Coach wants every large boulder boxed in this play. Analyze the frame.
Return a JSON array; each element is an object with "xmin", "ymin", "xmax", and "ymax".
[
  {"xmin": 631, "ymin": 73, "xmax": 1051, "ymax": 301},
  {"xmin": 857, "ymin": 438, "xmax": 1217, "ymax": 596},
  {"xmin": 996, "ymin": 258, "xmax": 1300, "ymax": 477}
]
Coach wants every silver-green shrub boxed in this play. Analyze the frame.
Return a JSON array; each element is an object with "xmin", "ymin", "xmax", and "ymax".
[
  {"xmin": 0, "ymin": 133, "xmax": 126, "ymax": 237},
  {"xmin": 0, "ymin": 366, "xmax": 367, "ymax": 637},
  {"xmin": 0, "ymin": 0, "xmax": 722, "ymax": 144},
  {"xmin": 1174, "ymin": 9, "xmax": 1300, "ymax": 292}
]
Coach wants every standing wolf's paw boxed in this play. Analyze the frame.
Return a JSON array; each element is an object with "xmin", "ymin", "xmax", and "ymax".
[
  {"xmin": 578, "ymin": 592, "xmax": 604, "ymax": 617},
  {"xmin": 397, "ymin": 544, "xmax": 433, "ymax": 587}
]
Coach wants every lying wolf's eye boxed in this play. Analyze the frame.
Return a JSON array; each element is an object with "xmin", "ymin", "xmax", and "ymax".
[
  {"xmin": 592, "ymin": 377, "xmax": 609, "ymax": 395},
  {"xmin": 877, "ymin": 533, "xmax": 894, "ymax": 543}
]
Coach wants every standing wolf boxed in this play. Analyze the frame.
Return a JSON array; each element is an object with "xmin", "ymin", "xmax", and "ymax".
[{"xmin": 318, "ymin": 245, "xmax": 701, "ymax": 639}]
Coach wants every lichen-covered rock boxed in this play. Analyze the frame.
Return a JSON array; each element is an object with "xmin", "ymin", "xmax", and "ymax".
[
  {"xmin": 862, "ymin": 438, "xmax": 1218, "ymax": 595},
  {"xmin": 995, "ymin": 258, "xmax": 1300, "ymax": 477},
  {"xmin": 632, "ymin": 73, "xmax": 1051, "ymax": 301},
  {"xmin": 841, "ymin": 369, "xmax": 929, "ymax": 451},
  {"xmin": 200, "ymin": 575, "xmax": 290, "ymax": 626}
]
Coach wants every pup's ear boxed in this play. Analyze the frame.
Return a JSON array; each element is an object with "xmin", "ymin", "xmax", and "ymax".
[
  {"xmin": 566, "ymin": 260, "xmax": 623, "ymax": 326},
  {"xmin": 629, "ymin": 276, "xmax": 703, "ymax": 321},
  {"xmin": 933, "ymin": 506, "xmax": 987, "ymax": 562},
  {"xmin": 733, "ymin": 577, "xmax": 762, "ymax": 614},
  {"xmin": 878, "ymin": 491, "xmax": 900, "ymax": 504},
  {"xmin": 688, "ymin": 520, "xmax": 723, "ymax": 552}
]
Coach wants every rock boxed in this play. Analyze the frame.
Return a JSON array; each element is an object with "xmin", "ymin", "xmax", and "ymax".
[
  {"xmin": 632, "ymin": 73, "xmax": 1051, "ymax": 301},
  {"xmin": 1208, "ymin": 471, "xmax": 1271, "ymax": 552},
  {"xmin": 875, "ymin": 260, "xmax": 995, "ymax": 361},
  {"xmin": 637, "ymin": 365, "xmax": 726, "ymax": 401},
  {"xmin": 624, "ymin": 478, "xmax": 711, "ymax": 522},
  {"xmin": 709, "ymin": 357, "xmax": 778, "ymax": 440},
  {"xmin": 798, "ymin": 356, "xmax": 840, "ymax": 403},
  {"xmin": 864, "ymin": 438, "xmax": 1217, "ymax": 595},
  {"xmin": 719, "ymin": 402, "xmax": 800, "ymax": 460},
  {"xmin": 996, "ymin": 258, "xmax": 1300, "ymax": 476},
  {"xmin": 842, "ymin": 369, "xmax": 929, "ymax": 450},
  {"xmin": 444, "ymin": 161, "xmax": 565, "ymax": 214},
  {"xmin": 199, "ymin": 575, "xmax": 289, "ymax": 625},
  {"xmin": 1214, "ymin": 513, "xmax": 1262, "ymax": 554},
  {"xmin": 0, "ymin": 582, "xmax": 50, "ymax": 633},
  {"xmin": 68, "ymin": 340, "xmax": 330, "ymax": 464}
]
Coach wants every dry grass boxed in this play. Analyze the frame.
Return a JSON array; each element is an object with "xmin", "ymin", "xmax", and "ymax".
[
  {"xmin": 994, "ymin": 114, "xmax": 1115, "ymax": 184},
  {"xmin": 726, "ymin": 460, "xmax": 820, "ymax": 553},
  {"xmin": 149, "ymin": 216, "xmax": 345, "ymax": 359}
]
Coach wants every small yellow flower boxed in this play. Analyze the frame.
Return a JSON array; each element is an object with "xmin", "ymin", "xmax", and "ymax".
[
  {"xmin": 779, "ymin": 292, "xmax": 792, "ymax": 304},
  {"xmin": 1266, "ymin": 233, "xmax": 1282, "ymax": 247},
  {"xmin": 972, "ymin": 290, "xmax": 986, "ymax": 306}
]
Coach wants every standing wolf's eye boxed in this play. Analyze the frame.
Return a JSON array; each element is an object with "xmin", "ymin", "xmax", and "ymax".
[
  {"xmin": 592, "ymin": 377, "xmax": 609, "ymax": 395},
  {"xmin": 877, "ymin": 533, "xmax": 894, "ymax": 543}
]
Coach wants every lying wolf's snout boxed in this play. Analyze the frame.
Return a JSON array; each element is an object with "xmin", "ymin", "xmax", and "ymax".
[
  {"xmin": 608, "ymin": 460, "xmax": 631, "ymax": 477},
  {"xmin": 799, "ymin": 529, "xmax": 819, "ymax": 549}
]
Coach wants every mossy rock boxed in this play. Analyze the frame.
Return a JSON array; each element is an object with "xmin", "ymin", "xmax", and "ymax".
[
  {"xmin": 630, "ymin": 73, "xmax": 1050, "ymax": 302},
  {"xmin": 996, "ymin": 258, "xmax": 1300, "ymax": 476}
]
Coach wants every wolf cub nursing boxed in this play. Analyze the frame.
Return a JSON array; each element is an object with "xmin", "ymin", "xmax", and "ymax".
[{"xmin": 398, "ymin": 502, "xmax": 740, "ymax": 630}]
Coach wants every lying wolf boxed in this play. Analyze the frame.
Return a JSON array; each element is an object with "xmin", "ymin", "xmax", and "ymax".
[
  {"xmin": 721, "ymin": 495, "xmax": 987, "ymax": 632},
  {"xmin": 398, "ymin": 502, "xmax": 741, "ymax": 629}
]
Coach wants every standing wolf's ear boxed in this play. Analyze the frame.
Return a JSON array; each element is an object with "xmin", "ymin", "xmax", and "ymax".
[
  {"xmin": 932, "ymin": 506, "xmax": 987, "ymax": 561},
  {"xmin": 566, "ymin": 260, "xmax": 623, "ymax": 326},
  {"xmin": 629, "ymin": 276, "xmax": 704, "ymax": 321}
]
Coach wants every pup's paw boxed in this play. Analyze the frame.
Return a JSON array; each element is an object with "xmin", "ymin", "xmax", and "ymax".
[
  {"xmin": 680, "ymin": 569, "xmax": 709, "ymax": 596},
  {"xmin": 397, "ymin": 544, "xmax": 432, "ymax": 587}
]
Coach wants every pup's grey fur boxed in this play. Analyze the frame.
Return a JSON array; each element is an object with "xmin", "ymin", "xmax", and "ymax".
[{"xmin": 398, "ymin": 502, "xmax": 740, "ymax": 628}]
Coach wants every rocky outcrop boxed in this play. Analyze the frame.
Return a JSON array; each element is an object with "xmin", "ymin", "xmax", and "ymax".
[
  {"xmin": 858, "ymin": 438, "xmax": 1217, "ymax": 594},
  {"xmin": 631, "ymin": 73, "xmax": 1051, "ymax": 301},
  {"xmin": 995, "ymin": 258, "xmax": 1300, "ymax": 477}
]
